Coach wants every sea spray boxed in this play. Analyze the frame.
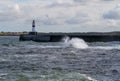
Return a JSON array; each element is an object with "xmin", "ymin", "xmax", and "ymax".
[
  {"xmin": 69, "ymin": 38, "xmax": 88, "ymax": 49},
  {"xmin": 62, "ymin": 36, "xmax": 88, "ymax": 49}
]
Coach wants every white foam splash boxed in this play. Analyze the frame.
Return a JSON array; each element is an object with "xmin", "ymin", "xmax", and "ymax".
[{"xmin": 63, "ymin": 36, "xmax": 88, "ymax": 49}]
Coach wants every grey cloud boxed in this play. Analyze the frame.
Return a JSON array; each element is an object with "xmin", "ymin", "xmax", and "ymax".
[
  {"xmin": 39, "ymin": 16, "xmax": 61, "ymax": 25},
  {"xmin": 0, "ymin": 9, "xmax": 25, "ymax": 22},
  {"xmin": 0, "ymin": 2, "xmax": 23, "ymax": 22},
  {"xmin": 103, "ymin": 7, "xmax": 120, "ymax": 20},
  {"xmin": 46, "ymin": 1, "xmax": 74, "ymax": 8},
  {"xmin": 103, "ymin": 11, "xmax": 120, "ymax": 20},
  {"xmin": 47, "ymin": 3, "xmax": 73, "ymax": 8},
  {"xmin": 74, "ymin": 0, "xmax": 88, "ymax": 2},
  {"xmin": 74, "ymin": 0, "xmax": 113, "ymax": 1},
  {"xmin": 40, "ymin": 19, "xmax": 59, "ymax": 25},
  {"xmin": 1, "ymin": 0, "xmax": 120, "ymax": 32},
  {"xmin": 74, "ymin": 0, "xmax": 115, "ymax": 3},
  {"xmin": 102, "ymin": 0, "xmax": 113, "ymax": 1},
  {"xmin": 66, "ymin": 14, "xmax": 90, "ymax": 24},
  {"xmin": 0, "ymin": 12, "xmax": 18, "ymax": 22},
  {"xmin": 66, "ymin": 19, "xmax": 82, "ymax": 24}
]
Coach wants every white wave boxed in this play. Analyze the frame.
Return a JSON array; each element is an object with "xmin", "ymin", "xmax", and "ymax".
[
  {"xmin": 90, "ymin": 46, "xmax": 120, "ymax": 50},
  {"xmin": 63, "ymin": 36, "xmax": 88, "ymax": 49},
  {"xmin": 25, "ymin": 45, "xmax": 64, "ymax": 49}
]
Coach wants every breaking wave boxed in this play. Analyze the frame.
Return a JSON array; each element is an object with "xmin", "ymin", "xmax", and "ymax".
[{"xmin": 62, "ymin": 36, "xmax": 88, "ymax": 49}]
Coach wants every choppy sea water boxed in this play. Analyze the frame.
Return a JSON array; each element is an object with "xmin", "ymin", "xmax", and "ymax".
[{"xmin": 0, "ymin": 36, "xmax": 120, "ymax": 81}]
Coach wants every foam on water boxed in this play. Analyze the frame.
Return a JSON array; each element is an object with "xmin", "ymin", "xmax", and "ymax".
[
  {"xmin": 90, "ymin": 46, "xmax": 120, "ymax": 50},
  {"xmin": 63, "ymin": 36, "xmax": 88, "ymax": 49},
  {"xmin": 88, "ymin": 41, "xmax": 120, "ymax": 50},
  {"xmin": 2, "ymin": 36, "xmax": 120, "ymax": 50},
  {"xmin": 0, "ymin": 72, "xmax": 97, "ymax": 81},
  {"xmin": 26, "ymin": 45, "xmax": 64, "ymax": 49}
]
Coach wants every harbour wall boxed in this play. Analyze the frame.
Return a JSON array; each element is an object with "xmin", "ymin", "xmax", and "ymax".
[{"xmin": 19, "ymin": 32, "xmax": 120, "ymax": 42}]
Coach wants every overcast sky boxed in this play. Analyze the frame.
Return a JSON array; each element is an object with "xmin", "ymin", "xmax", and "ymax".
[{"xmin": 0, "ymin": 0, "xmax": 120, "ymax": 32}]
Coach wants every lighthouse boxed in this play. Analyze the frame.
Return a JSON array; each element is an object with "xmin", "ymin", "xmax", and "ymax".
[
  {"xmin": 29, "ymin": 20, "xmax": 37, "ymax": 35},
  {"xmin": 32, "ymin": 20, "xmax": 35, "ymax": 32}
]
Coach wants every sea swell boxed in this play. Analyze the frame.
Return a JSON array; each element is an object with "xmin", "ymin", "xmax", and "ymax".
[{"xmin": 0, "ymin": 36, "xmax": 120, "ymax": 81}]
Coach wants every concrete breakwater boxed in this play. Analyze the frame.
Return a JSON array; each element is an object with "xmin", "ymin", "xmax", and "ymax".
[{"xmin": 20, "ymin": 32, "xmax": 120, "ymax": 42}]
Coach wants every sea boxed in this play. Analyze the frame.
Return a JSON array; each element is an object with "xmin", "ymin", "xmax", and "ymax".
[{"xmin": 0, "ymin": 36, "xmax": 120, "ymax": 81}]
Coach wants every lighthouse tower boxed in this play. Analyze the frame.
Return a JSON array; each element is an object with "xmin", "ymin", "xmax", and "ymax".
[
  {"xmin": 32, "ymin": 20, "xmax": 35, "ymax": 32},
  {"xmin": 29, "ymin": 20, "xmax": 37, "ymax": 35}
]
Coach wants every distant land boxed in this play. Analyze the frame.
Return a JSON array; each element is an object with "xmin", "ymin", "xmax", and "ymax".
[{"xmin": 0, "ymin": 31, "xmax": 28, "ymax": 36}]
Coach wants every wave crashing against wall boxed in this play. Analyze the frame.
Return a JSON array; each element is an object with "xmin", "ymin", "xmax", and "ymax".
[{"xmin": 62, "ymin": 36, "xmax": 88, "ymax": 49}]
